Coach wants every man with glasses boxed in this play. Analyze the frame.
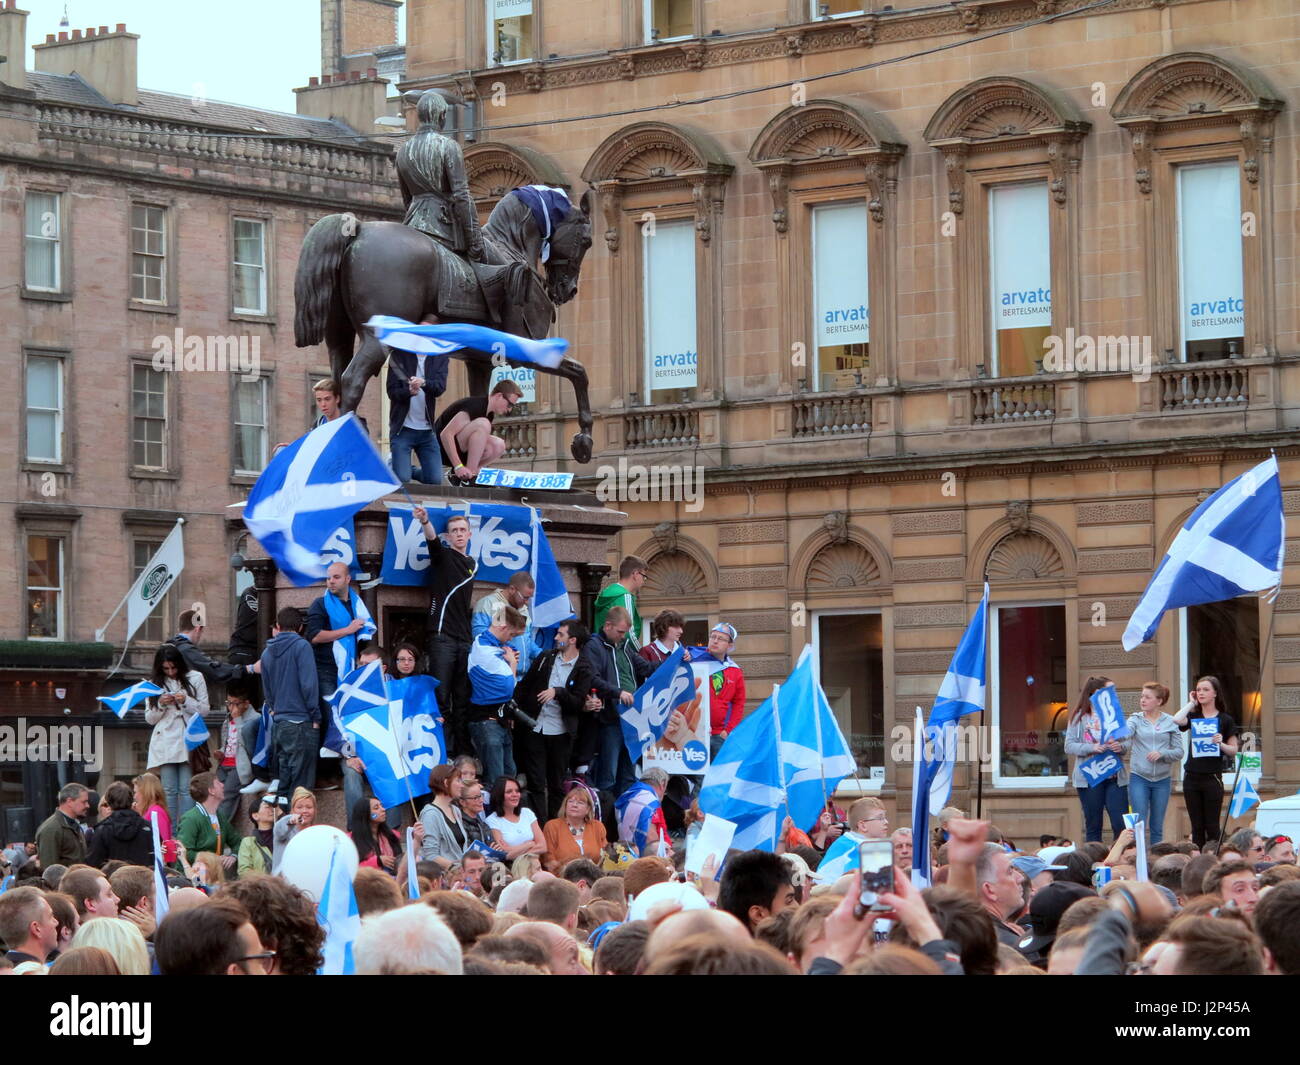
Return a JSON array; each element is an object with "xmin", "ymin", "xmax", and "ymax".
[
  {"xmin": 816, "ymin": 797, "xmax": 890, "ymax": 880},
  {"xmin": 434, "ymin": 379, "xmax": 523, "ymax": 484},
  {"xmin": 1224, "ymin": 827, "xmax": 1266, "ymax": 865},
  {"xmin": 154, "ymin": 898, "xmax": 271, "ymax": 976}
]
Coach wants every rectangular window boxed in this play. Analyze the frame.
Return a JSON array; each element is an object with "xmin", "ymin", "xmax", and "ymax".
[
  {"xmin": 1177, "ymin": 162, "xmax": 1244, "ymax": 361},
  {"xmin": 642, "ymin": 219, "xmax": 697, "ymax": 404},
  {"xmin": 988, "ymin": 183, "xmax": 1051, "ymax": 378},
  {"xmin": 488, "ymin": 0, "xmax": 533, "ymax": 64},
  {"xmin": 131, "ymin": 205, "xmax": 167, "ymax": 303},
  {"xmin": 26, "ymin": 535, "xmax": 64, "ymax": 640},
  {"xmin": 132, "ymin": 540, "xmax": 170, "ymax": 644},
  {"xmin": 646, "ymin": 0, "xmax": 693, "ymax": 41},
  {"xmin": 132, "ymin": 365, "xmax": 168, "ymax": 469},
  {"xmin": 812, "ymin": 201, "xmax": 870, "ymax": 391},
  {"xmin": 815, "ymin": 612, "xmax": 885, "ymax": 777},
  {"xmin": 232, "ymin": 217, "xmax": 267, "ymax": 315},
  {"xmin": 814, "ymin": 0, "xmax": 865, "ymax": 17},
  {"xmin": 24, "ymin": 191, "xmax": 61, "ymax": 292},
  {"xmin": 234, "ymin": 378, "xmax": 269, "ymax": 474},
  {"xmin": 25, "ymin": 356, "xmax": 63, "ymax": 463},
  {"xmin": 991, "ymin": 604, "xmax": 1068, "ymax": 785},
  {"xmin": 1179, "ymin": 600, "xmax": 1260, "ymax": 741}
]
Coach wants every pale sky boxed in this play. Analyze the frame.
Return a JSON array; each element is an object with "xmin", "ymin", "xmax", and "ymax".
[{"xmin": 25, "ymin": 0, "xmax": 405, "ymax": 113}]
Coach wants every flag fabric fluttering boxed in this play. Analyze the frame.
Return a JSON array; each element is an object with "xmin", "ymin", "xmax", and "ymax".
[
  {"xmin": 317, "ymin": 839, "xmax": 360, "ymax": 975},
  {"xmin": 367, "ymin": 315, "xmax": 569, "ymax": 370},
  {"xmin": 97, "ymin": 680, "xmax": 165, "ymax": 720},
  {"xmin": 150, "ymin": 810, "xmax": 170, "ymax": 921},
  {"xmin": 615, "ymin": 781, "xmax": 662, "ymax": 855},
  {"xmin": 1123, "ymin": 455, "xmax": 1284, "ymax": 651},
  {"xmin": 1229, "ymin": 771, "xmax": 1261, "ymax": 819},
  {"xmin": 251, "ymin": 704, "xmax": 273, "ymax": 768},
  {"xmin": 321, "ymin": 588, "xmax": 378, "ymax": 755},
  {"xmin": 183, "ymin": 711, "xmax": 210, "ymax": 752},
  {"xmin": 242, "ymin": 413, "xmax": 400, "ymax": 586},
  {"xmin": 405, "ymin": 828, "xmax": 419, "ymax": 900},
  {"xmin": 911, "ymin": 584, "xmax": 989, "ymax": 888}
]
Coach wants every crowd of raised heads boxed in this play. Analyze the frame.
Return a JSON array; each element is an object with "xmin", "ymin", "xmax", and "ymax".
[{"xmin": 3, "ymin": 800, "xmax": 1296, "ymax": 975}]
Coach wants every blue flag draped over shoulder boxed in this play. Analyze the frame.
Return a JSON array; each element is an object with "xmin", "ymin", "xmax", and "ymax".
[
  {"xmin": 367, "ymin": 315, "xmax": 568, "ymax": 370},
  {"xmin": 1123, "ymin": 455, "xmax": 1284, "ymax": 651},
  {"xmin": 621, "ymin": 647, "xmax": 694, "ymax": 765},
  {"xmin": 242, "ymin": 414, "xmax": 399, "ymax": 586}
]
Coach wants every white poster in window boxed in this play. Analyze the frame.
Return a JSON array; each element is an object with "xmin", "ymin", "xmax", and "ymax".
[
  {"xmin": 494, "ymin": 0, "xmax": 532, "ymax": 17},
  {"xmin": 1178, "ymin": 162, "xmax": 1244, "ymax": 343},
  {"xmin": 643, "ymin": 220, "xmax": 697, "ymax": 392},
  {"xmin": 489, "ymin": 364, "xmax": 535, "ymax": 402},
  {"xmin": 989, "ymin": 183, "xmax": 1051, "ymax": 331},
  {"xmin": 813, "ymin": 202, "xmax": 869, "ymax": 349}
]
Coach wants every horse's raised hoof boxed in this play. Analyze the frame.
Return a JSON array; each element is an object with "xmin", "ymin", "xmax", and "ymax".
[{"xmin": 570, "ymin": 432, "xmax": 593, "ymax": 465}]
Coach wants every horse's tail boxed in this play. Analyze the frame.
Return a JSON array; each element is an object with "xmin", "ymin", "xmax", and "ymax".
[{"xmin": 294, "ymin": 213, "xmax": 357, "ymax": 347}]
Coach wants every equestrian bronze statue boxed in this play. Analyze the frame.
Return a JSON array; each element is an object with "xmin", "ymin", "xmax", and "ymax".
[{"xmin": 293, "ymin": 90, "xmax": 596, "ymax": 463}]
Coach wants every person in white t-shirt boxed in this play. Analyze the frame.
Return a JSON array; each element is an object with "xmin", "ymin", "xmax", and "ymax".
[
  {"xmin": 486, "ymin": 775, "xmax": 547, "ymax": 861},
  {"xmin": 386, "ymin": 349, "xmax": 448, "ymax": 483}
]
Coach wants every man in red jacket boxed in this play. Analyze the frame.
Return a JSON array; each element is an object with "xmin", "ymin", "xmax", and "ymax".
[{"xmin": 702, "ymin": 623, "xmax": 745, "ymax": 760}]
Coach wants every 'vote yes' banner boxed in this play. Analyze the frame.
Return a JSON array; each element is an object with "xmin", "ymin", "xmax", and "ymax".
[
  {"xmin": 1090, "ymin": 684, "xmax": 1130, "ymax": 742},
  {"xmin": 619, "ymin": 647, "xmax": 704, "ymax": 770},
  {"xmin": 1078, "ymin": 751, "xmax": 1122, "ymax": 786}
]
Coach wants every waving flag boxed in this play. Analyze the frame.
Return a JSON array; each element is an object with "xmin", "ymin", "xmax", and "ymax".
[
  {"xmin": 621, "ymin": 646, "xmax": 694, "ymax": 765},
  {"xmin": 405, "ymin": 828, "xmax": 419, "ymax": 900},
  {"xmin": 251, "ymin": 704, "xmax": 272, "ymax": 768},
  {"xmin": 150, "ymin": 810, "xmax": 170, "ymax": 922},
  {"xmin": 367, "ymin": 315, "xmax": 568, "ymax": 370},
  {"xmin": 321, "ymin": 589, "xmax": 378, "ymax": 755},
  {"xmin": 97, "ymin": 680, "xmax": 165, "ymax": 720},
  {"xmin": 912, "ymin": 584, "xmax": 989, "ymax": 888},
  {"xmin": 317, "ymin": 838, "xmax": 360, "ymax": 975},
  {"xmin": 526, "ymin": 506, "xmax": 574, "ymax": 629},
  {"xmin": 1091, "ymin": 685, "xmax": 1131, "ymax": 741},
  {"xmin": 775, "ymin": 645, "xmax": 857, "ymax": 834},
  {"xmin": 1123, "ymin": 455, "xmax": 1284, "ymax": 651},
  {"xmin": 387, "ymin": 674, "xmax": 444, "ymax": 800},
  {"xmin": 817, "ymin": 830, "xmax": 863, "ymax": 883},
  {"xmin": 699, "ymin": 693, "xmax": 783, "ymax": 852},
  {"xmin": 1229, "ymin": 771, "xmax": 1261, "ymax": 819},
  {"xmin": 183, "ymin": 712, "xmax": 210, "ymax": 752},
  {"xmin": 242, "ymin": 413, "xmax": 399, "ymax": 586}
]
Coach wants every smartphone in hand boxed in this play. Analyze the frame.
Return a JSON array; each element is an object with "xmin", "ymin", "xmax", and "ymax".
[{"xmin": 854, "ymin": 840, "xmax": 895, "ymax": 919}]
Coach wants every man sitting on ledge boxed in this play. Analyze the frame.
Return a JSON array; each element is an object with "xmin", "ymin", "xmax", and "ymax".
[{"xmin": 434, "ymin": 379, "xmax": 522, "ymax": 484}]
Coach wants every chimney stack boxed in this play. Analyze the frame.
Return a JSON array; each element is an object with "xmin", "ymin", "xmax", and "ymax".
[
  {"xmin": 33, "ymin": 21, "xmax": 138, "ymax": 104},
  {"xmin": 0, "ymin": 1, "xmax": 28, "ymax": 91},
  {"xmin": 293, "ymin": 67, "xmax": 390, "ymax": 135}
]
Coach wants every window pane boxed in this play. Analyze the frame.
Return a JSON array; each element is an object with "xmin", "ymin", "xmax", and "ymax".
[
  {"xmin": 235, "ymin": 425, "xmax": 265, "ymax": 472},
  {"xmin": 236, "ymin": 380, "xmax": 266, "ymax": 423},
  {"xmin": 813, "ymin": 202, "xmax": 870, "ymax": 391},
  {"xmin": 996, "ymin": 604, "xmax": 1068, "ymax": 778},
  {"xmin": 490, "ymin": 0, "xmax": 533, "ymax": 61},
  {"xmin": 233, "ymin": 264, "xmax": 263, "ymax": 313},
  {"xmin": 823, "ymin": 0, "xmax": 864, "ymax": 14},
  {"xmin": 650, "ymin": 0, "xmax": 693, "ymax": 37},
  {"xmin": 27, "ymin": 412, "xmax": 58, "ymax": 463},
  {"xmin": 643, "ymin": 220, "xmax": 697, "ymax": 403},
  {"xmin": 25, "ymin": 241, "xmax": 57, "ymax": 291},
  {"xmin": 1178, "ymin": 162, "xmax": 1245, "ymax": 361},
  {"xmin": 26, "ymin": 536, "xmax": 62, "ymax": 639},
  {"xmin": 233, "ymin": 219, "xmax": 264, "ymax": 266},
  {"xmin": 24, "ymin": 192, "xmax": 59, "ymax": 290},
  {"xmin": 25, "ymin": 192, "xmax": 58, "ymax": 239},
  {"xmin": 818, "ymin": 614, "xmax": 884, "ymax": 771},
  {"xmin": 27, "ymin": 357, "xmax": 60, "ymax": 409},
  {"xmin": 989, "ymin": 183, "xmax": 1051, "ymax": 378}
]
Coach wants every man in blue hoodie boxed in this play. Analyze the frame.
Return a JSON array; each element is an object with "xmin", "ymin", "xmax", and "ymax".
[
  {"xmin": 258, "ymin": 607, "xmax": 319, "ymax": 800},
  {"xmin": 466, "ymin": 604, "xmax": 527, "ymax": 788}
]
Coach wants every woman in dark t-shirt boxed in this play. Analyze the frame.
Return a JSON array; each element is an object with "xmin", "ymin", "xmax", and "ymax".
[{"xmin": 1173, "ymin": 674, "xmax": 1240, "ymax": 848}]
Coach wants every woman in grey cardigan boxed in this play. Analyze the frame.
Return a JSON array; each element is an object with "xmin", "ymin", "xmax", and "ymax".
[
  {"xmin": 1064, "ymin": 676, "xmax": 1131, "ymax": 844},
  {"xmin": 1125, "ymin": 681, "xmax": 1184, "ymax": 845},
  {"xmin": 419, "ymin": 764, "xmax": 469, "ymax": 862}
]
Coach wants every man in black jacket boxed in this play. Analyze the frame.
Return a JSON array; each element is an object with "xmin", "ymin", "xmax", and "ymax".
[
  {"xmin": 579, "ymin": 607, "xmax": 653, "ymax": 799},
  {"xmin": 514, "ymin": 619, "xmax": 599, "ymax": 820},
  {"xmin": 387, "ymin": 348, "xmax": 449, "ymax": 484},
  {"xmin": 86, "ymin": 781, "xmax": 152, "ymax": 868},
  {"xmin": 170, "ymin": 608, "xmax": 256, "ymax": 687}
]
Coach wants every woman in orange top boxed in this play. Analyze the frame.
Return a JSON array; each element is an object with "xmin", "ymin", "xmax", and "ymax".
[{"xmin": 543, "ymin": 786, "xmax": 608, "ymax": 871}]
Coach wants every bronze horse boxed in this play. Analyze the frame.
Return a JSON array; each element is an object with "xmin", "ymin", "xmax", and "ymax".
[{"xmin": 293, "ymin": 189, "xmax": 595, "ymax": 463}]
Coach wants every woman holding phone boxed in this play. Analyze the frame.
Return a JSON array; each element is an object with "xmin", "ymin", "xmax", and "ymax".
[
  {"xmin": 1064, "ymin": 676, "xmax": 1131, "ymax": 843},
  {"xmin": 1172, "ymin": 675, "xmax": 1240, "ymax": 847}
]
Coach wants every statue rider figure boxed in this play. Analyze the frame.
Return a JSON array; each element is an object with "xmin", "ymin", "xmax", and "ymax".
[{"xmin": 396, "ymin": 91, "xmax": 485, "ymax": 264}]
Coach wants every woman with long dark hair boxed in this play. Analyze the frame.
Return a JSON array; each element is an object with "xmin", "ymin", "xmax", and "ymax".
[
  {"xmin": 487, "ymin": 775, "xmax": 547, "ymax": 862},
  {"xmin": 145, "ymin": 644, "xmax": 208, "ymax": 823},
  {"xmin": 1172, "ymin": 675, "xmax": 1240, "ymax": 848},
  {"xmin": 1063, "ymin": 676, "xmax": 1131, "ymax": 843},
  {"xmin": 349, "ymin": 795, "xmax": 403, "ymax": 875}
]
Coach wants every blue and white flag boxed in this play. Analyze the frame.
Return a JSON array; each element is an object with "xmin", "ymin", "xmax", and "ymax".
[
  {"xmin": 336, "ymin": 666, "xmax": 443, "ymax": 811},
  {"xmin": 1078, "ymin": 751, "xmax": 1123, "ymax": 786},
  {"xmin": 367, "ymin": 315, "xmax": 568, "ymax": 370},
  {"xmin": 97, "ymin": 680, "xmax": 165, "ymax": 720},
  {"xmin": 251, "ymin": 704, "xmax": 272, "ymax": 768},
  {"xmin": 1229, "ymin": 771, "xmax": 1261, "ymax": 819},
  {"xmin": 912, "ymin": 585, "xmax": 988, "ymax": 887},
  {"xmin": 184, "ymin": 712, "xmax": 210, "ymax": 752},
  {"xmin": 817, "ymin": 831, "xmax": 862, "ymax": 883},
  {"xmin": 615, "ymin": 781, "xmax": 661, "ymax": 855},
  {"xmin": 405, "ymin": 828, "xmax": 419, "ymax": 900},
  {"xmin": 620, "ymin": 646, "xmax": 694, "ymax": 765},
  {"xmin": 242, "ymin": 414, "xmax": 400, "ymax": 586},
  {"xmin": 321, "ymin": 589, "xmax": 378, "ymax": 754},
  {"xmin": 1091, "ymin": 684, "xmax": 1131, "ymax": 741},
  {"xmin": 387, "ymin": 674, "xmax": 444, "ymax": 801},
  {"xmin": 317, "ymin": 839, "xmax": 360, "ymax": 976},
  {"xmin": 1123, "ymin": 455, "xmax": 1284, "ymax": 651},
  {"xmin": 699, "ymin": 694, "xmax": 783, "ymax": 853},
  {"xmin": 380, "ymin": 503, "xmax": 573, "ymax": 629},
  {"xmin": 464, "ymin": 838, "xmax": 508, "ymax": 862},
  {"xmin": 150, "ymin": 810, "xmax": 170, "ymax": 922}
]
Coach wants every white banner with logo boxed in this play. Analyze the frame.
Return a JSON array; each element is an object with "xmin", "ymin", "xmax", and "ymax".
[
  {"xmin": 813, "ymin": 202, "xmax": 869, "ymax": 349},
  {"xmin": 643, "ymin": 220, "xmax": 697, "ymax": 392},
  {"xmin": 489, "ymin": 364, "xmax": 535, "ymax": 402},
  {"xmin": 126, "ymin": 520, "xmax": 185, "ymax": 641},
  {"xmin": 494, "ymin": 0, "xmax": 532, "ymax": 18},
  {"xmin": 989, "ymin": 183, "xmax": 1051, "ymax": 332},
  {"xmin": 1178, "ymin": 162, "xmax": 1244, "ymax": 344}
]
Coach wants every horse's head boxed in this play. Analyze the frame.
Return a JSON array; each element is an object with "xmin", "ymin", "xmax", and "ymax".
[{"xmin": 545, "ymin": 190, "xmax": 593, "ymax": 306}]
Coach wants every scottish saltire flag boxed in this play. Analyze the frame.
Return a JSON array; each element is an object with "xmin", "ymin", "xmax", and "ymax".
[
  {"xmin": 405, "ymin": 828, "xmax": 419, "ymax": 900},
  {"xmin": 184, "ymin": 712, "xmax": 210, "ymax": 752},
  {"xmin": 621, "ymin": 646, "xmax": 693, "ymax": 764},
  {"xmin": 512, "ymin": 185, "xmax": 571, "ymax": 263},
  {"xmin": 615, "ymin": 781, "xmax": 661, "ymax": 854},
  {"xmin": 251, "ymin": 704, "xmax": 272, "ymax": 768},
  {"xmin": 242, "ymin": 413, "xmax": 400, "ymax": 586},
  {"xmin": 1078, "ymin": 751, "xmax": 1123, "ymax": 786},
  {"xmin": 817, "ymin": 831, "xmax": 864, "ymax": 883},
  {"xmin": 367, "ymin": 315, "xmax": 569, "ymax": 370},
  {"xmin": 97, "ymin": 680, "xmax": 165, "ymax": 720},
  {"xmin": 775, "ymin": 645, "xmax": 857, "ymax": 834},
  {"xmin": 912, "ymin": 584, "xmax": 988, "ymax": 888},
  {"xmin": 337, "ymin": 666, "xmax": 444, "ymax": 810},
  {"xmin": 317, "ymin": 839, "xmax": 360, "ymax": 975},
  {"xmin": 149, "ymin": 810, "xmax": 170, "ymax": 921},
  {"xmin": 526, "ymin": 506, "xmax": 574, "ymax": 629},
  {"xmin": 1123, "ymin": 455, "xmax": 1284, "ymax": 651},
  {"xmin": 1229, "ymin": 771, "xmax": 1261, "ymax": 819},
  {"xmin": 321, "ymin": 589, "xmax": 378, "ymax": 754},
  {"xmin": 699, "ymin": 694, "xmax": 783, "ymax": 852},
  {"xmin": 387, "ymin": 674, "xmax": 444, "ymax": 801},
  {"xmin": 1091, "ymin": 684, "xmax": 1131, "ymax": 741}
]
